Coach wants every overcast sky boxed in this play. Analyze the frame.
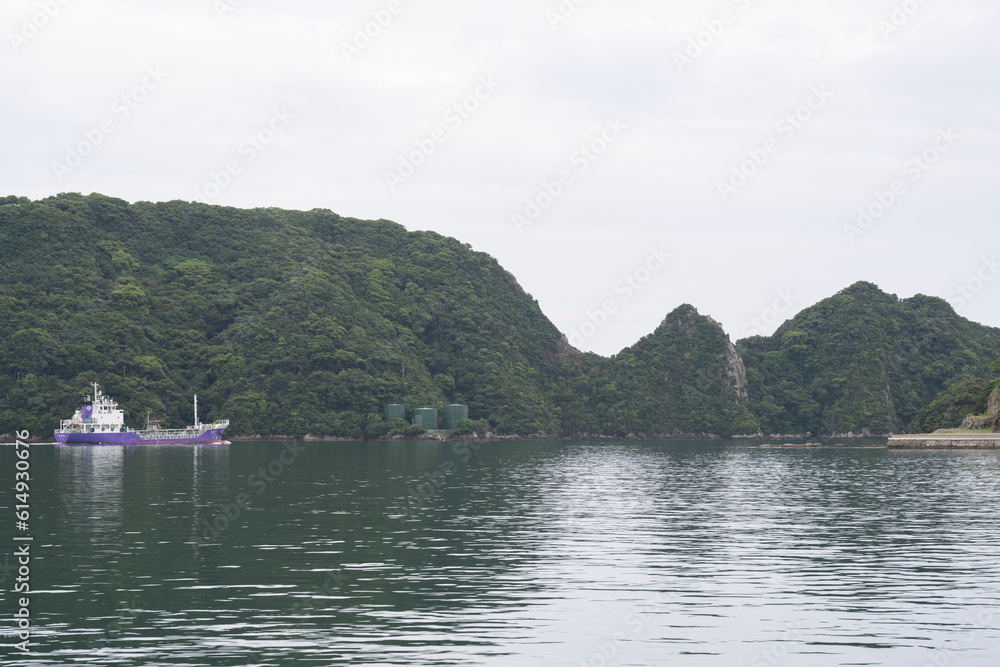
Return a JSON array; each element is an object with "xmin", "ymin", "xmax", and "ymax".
[{"xmin": 3, "ymin": 0, "xmax": 999, "ymax": 355}]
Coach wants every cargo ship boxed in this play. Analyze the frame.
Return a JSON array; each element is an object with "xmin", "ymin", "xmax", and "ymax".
[{"xmin": 54, "ymin": 383, "xmax": 230, "ymax": 445}]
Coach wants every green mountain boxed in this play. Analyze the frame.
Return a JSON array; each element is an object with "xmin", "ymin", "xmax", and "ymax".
[
  {"xmin": 737, "ymin": 282, "xmax": 1000, "ymax": 435},
  {"xmin": 4, "ymin": 194, "xmax": 996, "ymax": 440},
  {"xmin": 0, "ymin": 193, "xmax": 755, "ymax": 439},
  {"xmin": 600, "ymin": 307, "xmax": 757, "ymax": 436}
]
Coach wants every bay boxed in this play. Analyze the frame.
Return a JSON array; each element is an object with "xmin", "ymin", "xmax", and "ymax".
[{"xmin": 2, "ymin": 440, "xmax": 1000, "ymax": 666}]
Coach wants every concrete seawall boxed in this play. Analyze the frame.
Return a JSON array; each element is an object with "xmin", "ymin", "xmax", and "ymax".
[{"xmin": 888, "ymin": 433, "xmax": 1000, "ymax": 449}]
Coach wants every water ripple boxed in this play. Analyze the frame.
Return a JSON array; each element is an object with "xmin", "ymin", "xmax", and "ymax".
[{"xmin": 3, "ymin": 441, "xmax": 1000, "ymax": 665}]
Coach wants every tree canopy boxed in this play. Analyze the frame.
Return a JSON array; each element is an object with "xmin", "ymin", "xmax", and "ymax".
[
  {"xmin": 3, "ymin": 195, "xmax": 997, "ymax": 439},
  {"xmin": 0, "ymin": 194, "xmax": 755, "ymax": 438},
  {"xmin": 738, "ymin": 282, "xmax": 1000, "ymax": 435}
]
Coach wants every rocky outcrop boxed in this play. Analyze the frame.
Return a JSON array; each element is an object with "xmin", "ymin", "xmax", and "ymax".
[
  {"xmin": 724, "ymin": 338, "xmax": 749, "ymax": 399},
  {"xmin": 707, "ymin": 316, "xmax": 749, "ymax": 399},
  {"xmin": 960, "ymin": 415, "xmax": 995, "ymax": 430},
  {"xmin": 956, "ymin": 385, "xmax": 1000, "ymax": 430},
  {"xmin": 548, "ymin": 334, "xmax": 584, "ymax": 363}
]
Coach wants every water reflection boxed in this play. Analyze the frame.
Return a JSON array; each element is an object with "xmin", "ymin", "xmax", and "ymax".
[{"xmin": 1, "ymin": 441, "xmax": 998, "ymax": 666}]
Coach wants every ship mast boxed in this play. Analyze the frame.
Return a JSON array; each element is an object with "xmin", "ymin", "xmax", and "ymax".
[{"xmin": 194, "ymin": 394, "xmax": 199, "ymax": 428}]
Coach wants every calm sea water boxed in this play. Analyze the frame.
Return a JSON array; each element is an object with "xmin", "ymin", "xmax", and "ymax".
[{"xmin": 2, "ymin": 440, "xmax": 1000, "ymax": 666}]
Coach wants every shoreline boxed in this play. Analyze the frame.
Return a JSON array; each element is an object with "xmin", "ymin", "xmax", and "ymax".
[
  {"xmin": 887, "ymin": 433, "xmax": 1000, "ymax": 449},
  {"xmin": 227, "ymin": 433, "xmax": 892, "ymax": 443},
  {"xmin": 5, "ymin": 432, "xmax": 896, "ymax": 444}
]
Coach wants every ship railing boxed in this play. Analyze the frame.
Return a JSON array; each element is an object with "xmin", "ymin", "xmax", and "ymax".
[
  {"xmin": 136, "ymin": 429, "xmax": 204, "ymax": 438},
  {"xmin": 58, "ymin": 423, "xmax": 127, "ymax": 433},
  {"xmin": 137, "ymin": 426, "xmax": 227, "ymax": 438},
  {"xmin": 59, "ymin": 419, "xmax": 124, "ymax": 433}
]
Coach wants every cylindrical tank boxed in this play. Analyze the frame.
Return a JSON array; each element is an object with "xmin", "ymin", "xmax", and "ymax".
[
  {"xmin": 443, "ymin": 404, "xmax": 469, "ymax": 430},
  {"xmin": 384, "ymin": 404, "xmax": 406, "ymax": 422},
  {"xmin": 412, "ymin": 407, "xmax": 438, "ymax": 429}
]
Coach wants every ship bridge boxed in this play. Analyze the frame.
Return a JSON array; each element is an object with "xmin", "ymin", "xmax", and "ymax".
[{"xmin": 58, "ymin": 383, "xmax": 127, "ymax": 434}]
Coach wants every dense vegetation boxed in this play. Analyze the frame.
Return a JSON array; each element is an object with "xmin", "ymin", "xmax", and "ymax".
[
  {"xmin": 3, "ymin": 194, "xmax": 996, "ymax": 439},
  {"xmin": 907, "ymin": 378, "xmax": 999, "ymax": 433},
  {"xmin": 908, "ymin": 355, "xmax": 1000, "ymax": 433},
  {"xmin": 738, "ymin": 282, "xmax": 1000, "ymax": 435},
  {"xmin": 0, "ymin": 194, "xmax": 754, "ymax": 438}
]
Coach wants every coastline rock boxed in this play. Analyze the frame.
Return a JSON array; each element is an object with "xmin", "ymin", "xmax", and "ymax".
[
  {"xmin": 988, "ymin": 385, "xmax": 1000, "ymax": 418},
  {"xmin": 960, "ymin": 415, "xmax": 995, "ymax": 430}
]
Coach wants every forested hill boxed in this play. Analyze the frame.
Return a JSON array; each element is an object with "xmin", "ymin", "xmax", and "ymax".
[
  {"xmin": 3, "ymin": 194, "xmax": 995, "ymax": 439},
  {"xmin": 737, "ymin": 282, "xmax": 1000, "ymax": 436},
  {"xmin": 0, "ymin": 193, "xmax": 756, "ymax": 438}
]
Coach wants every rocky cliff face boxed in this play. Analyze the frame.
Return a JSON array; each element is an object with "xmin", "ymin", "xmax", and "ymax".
[
  {"xmin": 961, "ymin": 415, "xmax": 995, "ymax": 430},
  {"xmin": 724, "ymin": 339, "xmax": 749, "ymax": 400},
  {"xmin": 990, "ymin": 385, "xmax": 1000, "ymax": 433},
  {"xmin": 963, "ymin": 385, "xmax": 1000, "ymax": 429},
  {"xmin": 708, "ymin": 316, "xmax": 750, "ymax": 400}
]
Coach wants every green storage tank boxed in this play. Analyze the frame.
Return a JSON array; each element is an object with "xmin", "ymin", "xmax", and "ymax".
[
  {"xmin": 443, "ymin": 404, "xmax": 469, "ymax": 430},
  {"xmin": 384, "ymin": 404, "xmax": 406, "ymax": 422},
  {"xmin": 412, "ymin": 407, "xmax": 438, "ymax": 429}
]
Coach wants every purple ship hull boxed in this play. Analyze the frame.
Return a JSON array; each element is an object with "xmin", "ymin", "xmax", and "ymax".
[
  {"xmin": 53, "ymin": 427, "xmax": 229, "ymax": 445},
  {"xmin": 55, "ymin": 383, "xmax": 230, "ymax": 445}
]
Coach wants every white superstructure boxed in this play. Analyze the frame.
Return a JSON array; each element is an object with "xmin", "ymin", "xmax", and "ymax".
[{"xmin": 58, "ymin": 382, "xmax": 127, "ymax": 435}]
